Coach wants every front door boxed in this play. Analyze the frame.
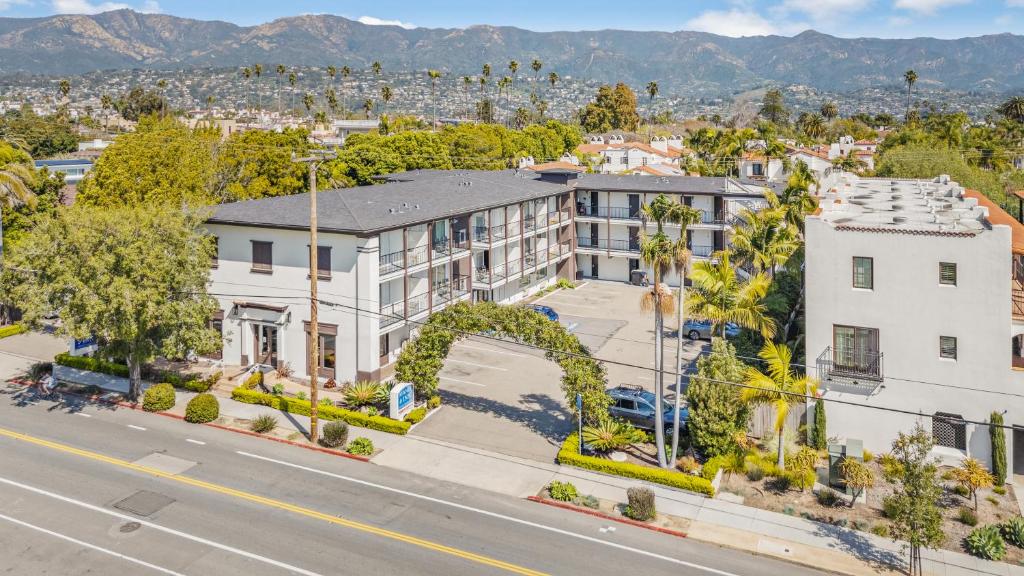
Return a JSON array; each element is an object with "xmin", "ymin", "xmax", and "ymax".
[
  {"xmin": 254, "ymin": 324, "xmax": 279, "ymax": 367},
  {"xmin": 628, "ymin": 194, "xmax": 640, "ymax": 218},
  {"xmin": 591, "ymin": 255, "xmax": 599, "ymax": 278}
]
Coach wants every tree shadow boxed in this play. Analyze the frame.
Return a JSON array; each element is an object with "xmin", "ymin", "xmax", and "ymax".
[
  {"xmin": 2, "ymin": 383, "xmax": 120, "ymax": 414},
  {"xmin": 431, "ymin": 388, "xmax": 572, "ymax": 448},
  {"xmin": 809, "ymin": 518, "xmax": 906, "ymax": 573}
]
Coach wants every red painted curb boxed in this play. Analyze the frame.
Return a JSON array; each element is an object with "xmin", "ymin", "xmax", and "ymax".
[
  {"xmin": 526, "ymin": 496, "xmax": 688, "ymax": 539},
  {"xmin": 7, "ymin": 381, "xmax": 370, "ymax": 462}
]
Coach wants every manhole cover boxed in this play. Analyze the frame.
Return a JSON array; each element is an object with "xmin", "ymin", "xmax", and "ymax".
[
  {"xmin": 113, "ymin": 490, "xmax": 175, "ymax": 517},
  {"xmin": 119, "ymin": 521, "xmax": 141, "ymax": 533}
]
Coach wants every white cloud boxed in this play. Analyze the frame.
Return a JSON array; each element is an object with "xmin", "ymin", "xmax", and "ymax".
[
  {"xmin": 685, "ymin": 9, "xmax": 779, "ymax": 37},
  {"xmin": 52, "ymin": 0, "xmax": 160, "ymax": 14},
  {"xmin": 779, "ymin": 0, "xmax": 868, "ymax": 21},
  {"xmin": 0, "ymin": 0, "xmax": 29, "ymax": 12},
  {"xmin": 356, "ymin": 15, "xmax": 416, "ymax": 29},
  {"xmin": 893, "ymin": 0, "xmax": 971, "ymax": 14}
]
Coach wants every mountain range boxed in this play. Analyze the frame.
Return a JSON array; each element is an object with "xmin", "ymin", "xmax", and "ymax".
[{"xmin": 1, "ymin": 9, "xmax": 1022, "ymax": 94}]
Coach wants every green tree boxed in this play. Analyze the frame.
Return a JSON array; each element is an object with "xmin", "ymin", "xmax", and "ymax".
[
  {"xmin": 741, "ymin": 341, "xmax": 817, "ymax": 468},
  {"xmin": 381, "ymin": 85, "xmax": 393, "ymax": 116},
  {"xmin": 302, "ymin": 93, "xmax": 315, "ymax": 116},
  {"xmin": 687, "ymin": 251, "xmax": 775, "ymax": 339},
  {"xmin": 991, "ymin": 411, "xmax": 1007, "ymax": 486},
  {"xmin": 114, "ymin": 86, "xmax": 166, "ymax": 121},
  {"xmin": 76, "ymin": 116, "xmax": 219, "ymax": 207},
  {"xmin": 215, "ymin": 128, "xmax": 310, "ymax": 201},
  {"xmin": 0, "ymin": 106, "xmax": 77, "ymax": 157},
  {"xmin": 9, "ymin": 203, "xmax": 218, "ymax": 400},
  {"xmin": 578, "ymin": 83, "xmax": 640, "ymax": 133},
  {"xmin": 811, "ymin": 398, "xmax": 827, "ymax": 450},
  {"xmin": 903, "ymin": 70, "xmax": 918, "ymax": 121},
  {"xmin": 951, "ymin": 458, "xmax": 994, "ymax": 511},
  {"xmin": 325, "ymin": 143, "xmax": 403, "ymax": 186},
  {"xmin": 998, "ymin": 96, "xmax": 1024, "ymax": 123},
  {"xmin": 884, "ymin": 424, "xmax": 945, "ymax": 576},
  {"xmin": 820, "ymin": 101, "xmax": 838, "ymax": 121},
  {"xmin": 839, "ymin": 457, "xmax": 874, "ymax": 507},
  {"xmin": 686, "ymin": 338, "xmax": 750, "ymax": 458},
  {"xmin": 731, "ymin": 207, "xmax": 799, "ymax": 275},
  {"xmin": 0, "ymin": 142, "xmax": 36, "ymax": 261},
  {"xmin": 759, "ymin": 88, "xmax": 788, "ymax": 125}
]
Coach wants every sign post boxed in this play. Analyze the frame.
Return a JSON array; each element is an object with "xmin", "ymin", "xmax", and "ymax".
[
  {"xmin": 389, "ymin": 382, "xmax": 416, "ymax": 421},
  {"xmin": 68, "ymin": 336, "xmax": 97, "ymax": 357},
  {"xmin": 576, "ymin": 393, "xmax": 583, "ymax": 454}
]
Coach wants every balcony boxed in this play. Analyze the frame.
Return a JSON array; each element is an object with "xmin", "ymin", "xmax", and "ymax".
[
  {"xmin": 406, "ymin": 245, "xmax": 428, "ymax": 268},
  {"xmin": 524, "ymin": 218, "xmax": 537, "ymax": 231},
  {"xmin": 431, "ymin": 275, "xmax": 470, "ymax": 307},
  {"xmin": 817, "ymin": 346, "xmax": 884, "ymax": 393},
  {"xmin": 380, "ymin": 301, "xmax": 405, "ymax": 328},
  {"xmin": 432, "ymin": 237, "xmax": 450, "ymax": 259},
  {"xmin": 689, "ymin": 245, "xmax": 715, "ymax": 258},
  {"xmin": 1014, "ymin": 287, "xmax": 1024, "ymax": 319},
  {"xmin": 576, "ymin": 237, "xmax": 639, "ymax": 253},
  {"xmin": 407, "ymin": 292, "xmax": 429, "ymax": 318},
  {"xmin": 525, "ymin": 252, "xmax": 537, "ymax": 268},
  {"xmin": 576, "ymin": 206, "xmax": 639, "ymax": 220},
  {"xmin": 379, "ymin": 250, "xmax": 405, "ymax": 275},
  {"xmin": 473, "ymin": 226, "xmax": 489, "ymax": 243},
  {"xmin": 491, "ymin": 223, "xmax": 506, "ymax": 240}
]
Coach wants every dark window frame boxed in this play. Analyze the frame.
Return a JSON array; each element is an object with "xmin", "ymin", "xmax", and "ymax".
[
  {"xmin": 304, "ymin": 322, "xmax": 338, "ymax": 379},
  {"xmin": 940, "ymin": 335, "xmax": 958, "ymax": 360},
  {"xmin": 939, "ymin": 262, "xmax": 957, "ymax": 286},
  {"xmin": 852, "ymin": 256, "xmax": 873, "ymax": 289},
  {"xmin": 307, "ymin": 244, "xmax": 332, "ymax": 280},
  {"xmin": 250, "ymin": 240, "xmax": 273, "ymax": 274}
]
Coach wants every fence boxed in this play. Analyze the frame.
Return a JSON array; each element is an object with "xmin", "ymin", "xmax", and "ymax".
[{"xmin": 748, "ymin": 402, "xmax": 807, "ymax": 440}]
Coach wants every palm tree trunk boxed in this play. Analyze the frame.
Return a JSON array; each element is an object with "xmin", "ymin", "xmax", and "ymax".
[
  {"xmin": 776, "ymin": 423, "xmax": 785, "ymax": 469},
  {"xmin": 669, "ymin": 281, "xmax": 685, "ymax": 464},
  {"xmin": 654, "ymin": 303, "xmax": 668, "ymax": 468}
]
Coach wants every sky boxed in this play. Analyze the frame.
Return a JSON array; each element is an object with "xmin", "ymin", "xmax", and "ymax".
[{"xmin": 0, "ymin": 0, "xmax": 1020, "ymax": 39}]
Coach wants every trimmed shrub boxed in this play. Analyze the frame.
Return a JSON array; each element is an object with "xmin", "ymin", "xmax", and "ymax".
[
  {"xmin": 577, "ymin": 495, "xmax": 600, "ymax": 509},
  {"xmin": 231, "ymin": 387, "xmax": 411, "ymax": 435},
  {"xmin": 625, "ymin": 487, "xmax": 656, "ymax": 521},
  {"xmin": 557, "ymin": 434, "xmax": 714, "ymax": 497},
  {"xmin": 54, "ymin": 353, "xmax": 129, "ymax": 378},
  {"xmin": 184, "ymin": 393, "xmax": 219, "ymax": 423},
  {"xmin": 994, "ymin": 486, "xmax": 1007, "ymax": 495},
  {"xmin": 987, "ymin": 495, "xmax": 1000, "ymax": 507},
  {"xmin": 427, "ymin": 395, "xmax": 441, "ymax": 409},
  {"xmin": 250, "ymin": 414, "xmax": 277, "ymax": 434},
  {"xmin": 701, "ymin": 455, "xmax": 726, "ymax": 482},
  {"xmin": 953, "ymin": 484, "xmax": 970, "ymax": 498},
  {"xmin": 347, "ymin": 437, "xmax": 374, "ymax": 456},
  {"xmin": 405, "ymin": 407, "xmax": 427, "ymax": 424},
  {"xmin": 548, "ymin": 481, "xmax": 578, "ymax": 502},
  {"xmin": 183, "ymin": 379, "xmax": 211, "ymax": 393},
  {"xmin": 816, "ymin": 487, "xmax": 841, "ymax": 507},
  {"xmin": 1001, "ymin": 516, "xmax": 1024, "ymax": 547},
  {"xmin": 142, "ymin": 383, "xmax": 175, "ymax": 412},
  {"xmin": 991, "ymin": 411, "xmax": 1007, "ymax": 486},
  {"xmin": 320, "ymin": 420, "xmax": 349, "ymax": 448},
  {"xmin": 870, "ymin": 524, "xmax": 890, "ymax": 538},
  {"xmin": 271, "ymin": 383, "xmax": 284, "ymax": 396},
  {"xmin": 965, "ymin": 525, "xmax": 1006, "ymax": 561},
  {"xmin": 240, "ymin": 371, "xmax": 263, "ymax": 390},
  {"xmin": 957, "ymin": 506, "xmax": 979, "ymax": 526},
  {"xmin": 745, "ymin": 464, "xmax": 766, "ymax": 482},
  {"xmin": 0, "ymin": 323, "xmax": 26, "ymax": 339}
]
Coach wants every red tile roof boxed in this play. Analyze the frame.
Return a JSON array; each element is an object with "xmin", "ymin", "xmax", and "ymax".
[{"xmin": 964, "ymin": 189, "xmax": 1024, "ymax": 254}]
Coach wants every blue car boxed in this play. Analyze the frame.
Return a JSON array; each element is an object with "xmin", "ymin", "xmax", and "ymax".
[
  {"xmin": 682, "ymin": 319, "xmax": 739, "ymax": 340},
  {"xmin": 529, "ymin": 304, "xmax": 559, "ymax": 322}
]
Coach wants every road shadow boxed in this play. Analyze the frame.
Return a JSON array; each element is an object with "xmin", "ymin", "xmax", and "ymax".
[
  {"xmin": 2, "ymin": 383, "xmax": 120, "ymax": 414},
  {"xmin": 810, "ymin": 519, "xmax": 905, "ymax": 572},
  {"xmin": 429, "ymin": 388, "xmax": 572, "ymax": 448}
]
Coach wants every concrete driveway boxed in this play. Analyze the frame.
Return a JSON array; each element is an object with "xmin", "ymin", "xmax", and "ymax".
[{"xmin": 412, "ymin": 280, "xmax": 709, "ymax": 464}]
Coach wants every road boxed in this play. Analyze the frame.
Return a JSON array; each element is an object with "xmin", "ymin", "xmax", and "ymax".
[{"xmin": 0, "ymin": 384, "xmax": 829, "ymax": 576}]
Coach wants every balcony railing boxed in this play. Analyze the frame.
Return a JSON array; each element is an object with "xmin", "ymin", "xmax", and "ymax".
[
  {"xmin": 507, "ymin": 259, "xmax": 522, "ymax": 276},
  {"xmin": 576, "ymin": 237, "xmax": 638, "ymax": 252},
  {"xmin": 1014, "ymin": 287, "xmax": 1024, "ymax": 318},
  {"xmin": 379, "ymin": 250, "xmax": 405, "ymax": 275},
  {"xmin": 575, "ymin": 205, "xmax": 640, "ymax": 220},
  {"xmin": 406, "ymin": 245, "xmax": 428, "ymax": 267},
  {"xmin": 524, "ymin": 218, "xmax": 537, "ymax": 231},
  {"xmin": 407, "ymin": 292, "xmax": 429, "ymax": 317},
  {"xmin": 473, "ymin": 226, "xmax": 489, "ymax": 243},
  {"xmin": 491, "ymin": 223, "xmax": 506, "ymax": 240},
  {"xmin": 380, "ymin": 301, "xmax": 405, "ymax": 328},
  {"xmin": 432, "ymin": 237, "xmax": 450, "ymax": 258},
  {"xmin": 525, "ymin": 252, "xmax": 537, "ymax": 267},
  {"xmin": 431, "ymin": 275, "xmax": 470, "ymax": 305},
  {"xmin": 817, "ymin": 346, "xmax": 884, "ymax": 385},
  {"xmin": 689, "ymin": 245, "xmax": 715, "ymax": 258}
]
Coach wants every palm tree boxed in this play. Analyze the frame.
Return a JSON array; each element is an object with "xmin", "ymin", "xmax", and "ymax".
[
  {"xmin": 530, "ymin": 59, "xmax": 542, "ymax": 97},
  {"xmin": 645, "ymin": 81, "xmax": 659, "ymax": 139},
  {"xmin": 741, "ymin": 341, "xmax": 818, "ymax": 468},
  {"xmin": 508, "ymin": 60, "xmax": 519, "ymax": 111},
  {"xmin": 302, "ymin": 93, "xmax": 315, "ymax": 117},
  {"xmin": 288, "ymin": 72, "xmax": 297, "ymax": 112},
  {"xmin": 548, "ymin": 71, "xmax": 559, "ymax": 92},
  {"xmin": 482, "ymin": 63, "xmax": 492, "ymax": 80},
  {"xmin": 427, "ymin": 69, "xmax": 442, "ymax": 130},
  {"xmin": 903, "ymin": 69, "xmax": 918, "ymax": 121},
  {"xmin": 0, "ymin": 151, "xmax": 35, "ymax": 262},
  {"xmin": 372, "ymin": 61, "xmax": 382, "ymax": 77},
  {"xmin": 326, "ymin": 65, "xmax": 337, "ymax": 116},
  {"xmin": 687, "ymin": 251, "xmax": 775, "ymax": 339},
  {"xmin": 998, "ymin": 96, "xmax": 1024, "ymax": 123},
  {"xmin": 668, "ymin": 203, "xmax": 702, "ymax": 465},
  {"xmin": 100, "ymin": 93, "xmax": 112, "ymax": 130},
  {"xmin": 462, "ymin": 76, "xmax": 473, "ymax": 119},
  {"xmin": 276, "ymin": 64, "xmax": 286, "ymax": 115},
  {"xmin": 241, "ymin": 67, "xmax": 252, "ymax": 112},
  {"xmin": 820, "ymin": 101, "xmax": 838, "ymax": 121},
  {"xmin": 363, "ymin": 98, "xmax": 374, "ymax": 118},
  {"xmin": 731, "ymin": 207, "xmax": 799, "ymax": 276},
  {"xmin": 799, "ymin": 113, "xmax": 827, "ymax": 140},
  {"xmin": 498, "ymin": 76, "xmax": 511, "ymax": 126},
  {"xmin": 380, "ymin": 85, "xmax": 393, "ymax": 116},
  {"xmin": 156, "ymin": 79, "xmax": 168, "ymax": 118},
  {"xmin": 638, "ymin": 194, "xmax": 699, "ymax": 468},
  {"xmin": 340, "ymin": 66, "xmax": 351, "ymax": 115},
  {"xmin": 206, "ymin": 94, "xmax": 216, "ymax": 112},
  {"xmin": 253, "ymin": 63, "xmax": 263, "ymax": 115},
  {"xmin": 326, "ymin": 88, "xmax": 339, "ymax": 117}
]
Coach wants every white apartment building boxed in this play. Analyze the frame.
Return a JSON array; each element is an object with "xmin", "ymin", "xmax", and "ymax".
[
  {"xmin": 570, "ymin": 174, "xmax": 770, "ymax": 285},
  {"xmin": 807, "ymin": 174, "xmax": 1024, "ymax": 472},
  {"xmin": 205, "ymin": 170, "xmax": 575, "ymax": 383},
  {"xmin": 576, "ymin": 136, "xmax": 687, "ymax": 174}
]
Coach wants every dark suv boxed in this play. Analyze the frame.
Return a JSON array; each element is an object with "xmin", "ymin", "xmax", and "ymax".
[{"xmin": 606, "ymin": 385, "xmax": 688, "ymax": 431}]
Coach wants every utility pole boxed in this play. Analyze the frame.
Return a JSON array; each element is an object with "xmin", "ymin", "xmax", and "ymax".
[{"xmin": 293, "ymin": 148, "xmax": 336, "ymax": 443}]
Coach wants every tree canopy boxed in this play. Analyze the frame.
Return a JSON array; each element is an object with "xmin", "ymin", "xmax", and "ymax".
[{"xmin": 578, "ymin": 83, "xmax": 640, "ymax": 133}]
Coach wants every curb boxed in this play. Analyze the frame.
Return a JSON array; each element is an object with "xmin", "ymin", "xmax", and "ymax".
[
  {"xmin": 526, "ymin": 495, "xmax": 688, "ymax": 539},
  {"xmin": 6, "ymin": 379, "xmax": 370, "ymax": 463}
]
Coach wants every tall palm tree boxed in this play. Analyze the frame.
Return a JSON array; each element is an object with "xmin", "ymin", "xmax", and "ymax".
[
  {"xmin": 427, "ymin": 69, "xmax": 442, "ymax": 130},
  {"xmin": 206, "ymin": 94, "xmax": 216, "ymax": 112},
  {"xmin": 903, "ymin": 69, "xmax": 918, "ymax": 121},
  {"xmin": 638, "ymin": 194, "xmax": 698, "ymax": 468},
  {"xmin": 326, "ymin": 65, "xmax": 337, "ymax": 116},
  {"xmin": 325, "ymin": 88, "xmax": 339, "ymax": 117},
  {"xmin": 498, "ymin": 76, "xmax": 511, "ymax": 126},
  {"xmin": 687, "ymin": 251, "xmax": 775, "ymax": 339},
  {"xmin": 372, "ymin": 61, "xmax": 382, "ymax": 77},
  {"xmin": 530, "ymin": 59, "xmax": 542, "ymax": 97},
  {"xmin": 0, "ymin": 151, "xmax": 35, "ymax": 262},
  {"xmin": 241, "ymin": 67, "xmax": 252, "ymax": 112},
  {"xmin": 100, "ymin": 93, "xmax": 112, "ymax": 130},
  {"xmin": 800, "ymin": 113, "xmax": 827, "ymax": 140},
  {"xmin": 275, "ymin": 64, "xmax": 286, "ymax": 115},
  {"xmin": 288, "ymin": 72, "xmax": 297, "ymax": 112},
  {"xmin": 482, "ymin": 63, "xmax": 492, "ymax": 80},
  {"xmin": 741, "ymin": 341, "xmax": 818, "ymax": 468},
  {"xmin": 645, "ymin": 81, "xmax": 659, "ymax": 140},
  {"xmin": 548, "ymin": 71, "xmax": 559, "ymax": 93},
  {"xmin": 998, "ymin": 96, "xmax": 1024, "ymax": 124},
  {"xmin": 340, "ymin": 66, "xmax": 351, "ymax": 115},
  {"xmin": 668, "ymin": 204, "xmax": 702, "ymax": 465},
  {"xmin": 507, "ymin": 61, "xmax": 519, "ymax": 111},
  {"xmin": 253, "ymin": 63, "xmax": 263, "ymax": 115},
  {"xmin": 820, "ymin": 101, "xmax": 838, "ymax": 121},
  {"xmin": 363, "ymin": 98, "xmax": 374, "ymax": 118},
  {"xmin": 731, "ymin": 207, "xmax": 799, "ymax": 276},
  {"xmin": 302, "ymin": 93, "xmax": 315, "ymax": 117},
  {"xmin": 380, "ymin": 85, "xmax": 393, "ymax": 116},
  {"xmin": 462, "ymin": 76, "xmax": 473, "ymax": 119}
]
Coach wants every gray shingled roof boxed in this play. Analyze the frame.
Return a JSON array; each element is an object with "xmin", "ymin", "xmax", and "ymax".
[
  {"xmin": 209, "ymin": 170, "xmax": 571, "ymax": 234},
  {"xmin": 574, "ymin": 174, "xmax": 771, "ymax": 197}
]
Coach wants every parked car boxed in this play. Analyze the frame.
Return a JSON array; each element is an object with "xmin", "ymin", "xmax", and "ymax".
[
  {"xmin": 682, "ymin": 319, "xmax": 739, "ymax": 340},
  {"xmin": 606, "ymin": 385, "xmax": 688, "ymax": 431},
  {"xmin": 528, "ymin": 304, "xmax": 559, "ymax": 322},
  {"xmin": 629, "ymin": 269, "xmax": 649, "ymax": 286}
]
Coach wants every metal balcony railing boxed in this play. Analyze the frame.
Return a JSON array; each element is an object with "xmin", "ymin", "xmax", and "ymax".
[
  {"xmin": 380, "ymin": 301, "xmax": 405, "ymax": 328},
  {"xmin": 379, "ymin": 250, "xmax": 405, "ymax": 275},
  {"xmin": 817, "ymin": 346, "xmax": 884, "ymax": 384},
  {"xmin": 406, "ymin": 245, "xmax": 428, "ymax": 267},
  {"xmin": 689, "ymin": 245, "xmax": 715, "ymax": 258},
  {"xmin": 473, "ymin": 226, "xmax": 490, "ymax": 243},
  {"xmin": 491, "ymin": 223, "xmax": 506, "ymax": 240},
  {"xmin": 1014, "ymin": 287, "xmax": 1024, "ymax": 318},
  {"xmin": 432, "ymin": 237, "xmax": 450, "ymax": 258},
  {"xmin": 407, "ymin": 293, "xmax": 429, "ymax": 317},
  {"xmin": 576, "ymin": 237, "xmax": 638, "ymax": 252}
]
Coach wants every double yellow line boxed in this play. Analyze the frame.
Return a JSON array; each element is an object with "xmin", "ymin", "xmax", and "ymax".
[{"xmin": 0, "ymin": 426, "xmax": 547, "ymax": 576}]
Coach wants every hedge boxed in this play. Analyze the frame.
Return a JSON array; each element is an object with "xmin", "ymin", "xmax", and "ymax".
[
  {"xmin": 702, "ymin": 455, "xmax": 726, "ymax": 481},
  {"xmin": 185, "ymin": 393, "xmax": 219, "ymax": 423},
  {"xmin": 231, "ymin": 387, "xmax": 410, "ymax": 435},
  {"xmin": 142, "ymin": 383, "xmax": 176, "ymax": 412},
  {"xmin": 405, "ymin": 407, "xmax": 427, "ymax": 424},
  {"xmin": 54, "ymin": 353, "xmax": 130, "ymax": 378},
  {"xmin": 0, "ymin": 324, "xmax": 26, "ymax": 339},
  {"xmin": 558, "ymin": 433, "xmax": 715, "ymax": 497}
]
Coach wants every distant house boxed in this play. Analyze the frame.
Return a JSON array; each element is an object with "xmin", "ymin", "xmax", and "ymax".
[
  {"xmin": 34, "ymin": 158, "xmax": 92, "ymax": 185},
  {"xmin": 738, "ymin": 151, "xmax": 785, "ymax": 181},
  {"xmin": 329, "ymin": 119, "xmax": 381, "ymax": 144},
  {"xmin": 575, "ymin": 135, "xmax": 690, "ymax": 174}
]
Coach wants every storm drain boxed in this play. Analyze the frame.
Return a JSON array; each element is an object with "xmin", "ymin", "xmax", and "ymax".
[{"xmin": 113, "ymin": 490, "xmax": 175, "ymax": 517}]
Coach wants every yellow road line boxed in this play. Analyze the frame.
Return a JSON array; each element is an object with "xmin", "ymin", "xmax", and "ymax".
[{"xmin": 0, "ymin": 426, "xmax": 547, "ymax": 576}]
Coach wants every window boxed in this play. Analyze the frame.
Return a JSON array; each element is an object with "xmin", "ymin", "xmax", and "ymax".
[
  {"xmin": 619, "ymin": 155, "xmax": 627, "ymax": 165},
  {"xmin": 251, "ymin": 241, "xmax": 273, "ymax": 273},
  {"xmin": 211, "ymin": 236, "xmax": 219, "ymax": 268},
  {"xmin": 940, "ymin": 336, "xmax": 957, "ymax": 360},
  {"xmin": 752, "ymin": 162, "xmax": 764, "ymax": 176},
  {"xmin": 309, "ymin": 245, "xmax": 331, "ymax": 279},
  {"xmin": 939, "ymin": 262, "xmax": 957, "ymax": 286},
  {"xmin": 833, "ymin": 325, "xmax": 881, "ymax": 378},
  {"xmin": 380, "ymin": 333, "xmax": 389, "ymax": 357},
  {"xmin": 208, "ymin": 310, "xmax": 224, "ymax": 360},
  {"xmin": 932, "ymin": 412, "xmax": 966, "ymax": 450},
  {"xmin": 304, "ymin": 322, "xmax": 337, "ymax": 378},
  {"xmin": 852, "ymin": 257, "xmax": 873, "ymax": 289},
  {"xmin": 615, "ymin": 399, "xmax": 637, "ymax": 411}
]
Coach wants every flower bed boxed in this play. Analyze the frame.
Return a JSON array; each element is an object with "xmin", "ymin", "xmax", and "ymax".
[
  {"xmin": 231, "ymin": 387, "xmax": 411, "ymax": 435},
  {"xmin": 557, "ymin": 433, "xmax": 715, "ymax": 497}
]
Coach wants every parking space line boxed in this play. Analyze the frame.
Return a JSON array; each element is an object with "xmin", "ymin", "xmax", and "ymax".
[
  {"xmin": 126, "ymin": 425, "xmax": 146, "ymax": 431},
  {"xmin": 185, "ymin": 439, "xmax": 206, "ymax": 445},
  {"xmin": 445, "ymin": 359, "xmax": 508, "ymax": 371},
  {"xmin": 439, "ymin": 376, "xmax": 487, "ymax": 387},
  {"xmin": 458, "ymin": 344, "xmax": 532, "ymax": 358}
]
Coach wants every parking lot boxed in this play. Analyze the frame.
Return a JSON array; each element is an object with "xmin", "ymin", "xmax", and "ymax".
[{"xmin": 411, "ymin": 280, "xmax": 709, "ymax": 463}]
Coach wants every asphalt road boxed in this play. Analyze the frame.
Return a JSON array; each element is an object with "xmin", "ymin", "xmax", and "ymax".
[{"xmin": 0, "ymin": 384, "xmax": 828, "ymax": 576}]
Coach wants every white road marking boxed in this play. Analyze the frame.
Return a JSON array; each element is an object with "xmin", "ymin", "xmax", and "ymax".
[
  {"xmin": 458, "ymin": 344, "xmax": 532, "ymax": 358},
  {"xmin": 0, "ymin": 476, "xmax": 323, "ymax": 576},
  {"xmin": 75, "ymin": 413, "xmax": 92, "ymax": 418},
  {"xmin": 127, "ymin": 425, "xmax": 147, "ymax": 431},
  {"xmin": 234, "ymin": 451, "xmax": 742, "ymax": 576},
  {"xmin": 0, "ymin": 511, "xmax": 187, "ymax": 576},
  {"xmin": 564, "ymin": 322, "xmax": 579, "ymax": 332},
  {"xmin": 444, "ymin": 358, "xmax": 508, "ymax": 371},
  {"xmin": 185, "ymin": 439, "xmax": 206, "ymax": 445},
  {"xmin": 438, "ymin": 376, "xmax": 487, "ymax": 388}
]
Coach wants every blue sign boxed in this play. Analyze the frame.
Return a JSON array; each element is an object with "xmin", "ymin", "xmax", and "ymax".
[
  {"xmin": 397, "ymin": 385, "xmax": 413, "ymax": 410},
  {"xmin": 73, "ymin": 336, "xmax": 96, "ymax": 351},
  {"xmin": 389, "ymin": 382, "xmax": 416, "ymax": 420}
]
